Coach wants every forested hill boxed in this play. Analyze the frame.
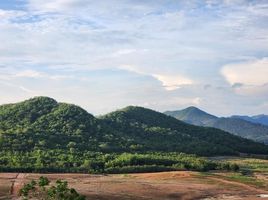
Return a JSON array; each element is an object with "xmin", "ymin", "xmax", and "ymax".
[
  {"xmin": 165, "ymin": 107, "xmax": 268, "ymax": 144},
  {"xmin": 0, "ymin": 97, "xmax": 101, "ymax": 152},
  {"xmin": 165, "ymin": 106, "xmax": 217, "ymax": 126},
  {"xmin": 101, "ymin": 106, "xmax": 268, "ymax": 155},
  {"xmin": 0, "ymin": 97, "xmax": 268, "ymax": 157}
]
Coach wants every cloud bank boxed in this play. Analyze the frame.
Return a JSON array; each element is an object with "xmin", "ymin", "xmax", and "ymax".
[{"xmin": 0, "ymin": 0, "xmax": 268, "ymax": 116}]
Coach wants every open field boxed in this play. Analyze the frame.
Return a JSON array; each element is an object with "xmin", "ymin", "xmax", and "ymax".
[
  {"xmin": 0, "ymin": 169, "xmax": 268, "ymax": 200},
  {"xmin": 221, "ymin": 157, "xmax": 268, "ymax": 173}
]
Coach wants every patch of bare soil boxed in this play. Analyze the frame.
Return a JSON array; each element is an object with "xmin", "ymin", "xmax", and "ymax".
[{"xmin": 0, "ymin": 171, "xmax": 267, "ymax": 200}]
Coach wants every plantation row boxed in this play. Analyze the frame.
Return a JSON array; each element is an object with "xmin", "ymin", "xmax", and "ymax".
[{"xmin": 0, "ymin": 151, "xmax": 239, "ymax": 173}]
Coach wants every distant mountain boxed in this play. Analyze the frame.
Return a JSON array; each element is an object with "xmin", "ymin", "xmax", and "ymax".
[
  {"xmin": 165, "ymin": 107, "xmax": 268, "ymax": 144},
  {"xmin": 165, "ymin": 106, "xmax": 217, "ymax": 126},
  {"xmin": 101, "ymin": 106, "xmax": 268, "ymax": 155},
  {"xmin": 231, "ymin": 115, "xmax": 268, "ymax": 126}
]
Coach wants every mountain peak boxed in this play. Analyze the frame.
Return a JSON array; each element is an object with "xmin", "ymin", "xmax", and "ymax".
[
  {"xmin": 164, "ymin": 106, "xmax": 217, "ymax": 126},
  {"xmin": 121, "ymin": 105, "xmax": 145, "ymax": 112},
  {"xmin": 26, "ymin": 96, "xmax": 58, "ymax": 104},
  {"xmin": 183, "ymin": 106, "xmax": 204, "ymax": 112}
]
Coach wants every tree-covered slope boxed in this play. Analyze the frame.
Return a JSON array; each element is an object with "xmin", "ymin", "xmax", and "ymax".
[
  {"xmin": 0, "ymin": 97, "xmax": 58, "ymax": 130},
  {"xmin": 166, "ymin": 107, "xmax": 268, "ymax": 144},
  {"xmin": 0, "ymin": 97, "xmax": 268, "ymax": 173},
  {"xmin": 165, "ymin": 106, "xmax": 217, "ymax": 126},
  {"xmin": 212, "ymin": 118, "xmax": 268, "ymax": 144},
  {"xmin": 1, "ymin": 99, "xmax": 268, "ymax": 155},
  {"xmin": 101, "ymin": 106, "xmax": 268, "ymax": 155},
  {"xmin": 0, "ymin": 97, "xmax": 102, "ymax": 152}
]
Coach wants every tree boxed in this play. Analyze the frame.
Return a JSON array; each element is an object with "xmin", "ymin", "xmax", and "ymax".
[{"xmin": 19, "ymin": 176, "xmax": 85, "ymax": 200}]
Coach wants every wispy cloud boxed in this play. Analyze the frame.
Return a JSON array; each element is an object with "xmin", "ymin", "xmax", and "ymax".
[
  {"xmin": 221, "ymin": 58, "xmax": 268, "ymax": 86},
  {"xmin": 0, "ymin": 0, "xmax": 268, "ymax": 115},
  {"xmin": 152, "ymin": 74, "xmax": 193, "ymax": 91}
]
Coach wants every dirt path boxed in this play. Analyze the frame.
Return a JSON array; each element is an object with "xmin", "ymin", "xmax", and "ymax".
[
  {"xmin": 9, "ymin": 173, "xmax": 28, "ymax": 198},
  {"xmin": 9, "ymin": 173, "xmax": 19, "ymax": 196},
  {"xmin": 208, "ymin": 176, "xmax": 266, "ymax": 193}
]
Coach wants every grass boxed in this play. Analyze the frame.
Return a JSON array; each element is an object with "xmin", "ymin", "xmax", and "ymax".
[
  {"xmin": 225, "ymin": 173, "xmax": 266, "ymax": 188},
  {"xmin": 210, "ymin": 157, "xmax": 268, "ymax": 172},
  {"xmin": 185, "ymin": 158, "xmax": 268, "ymax": 190}
]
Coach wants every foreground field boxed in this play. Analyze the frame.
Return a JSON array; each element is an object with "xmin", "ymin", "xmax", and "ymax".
[{"xmin": 1, "ymin": 169, "xmax": 268, "ymax": 200}]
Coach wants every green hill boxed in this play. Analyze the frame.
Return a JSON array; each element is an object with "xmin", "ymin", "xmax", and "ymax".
[
  {"xmin": 165, "ymin": 106, "xmax": 217, "ymax": 126},
  {"xmin": 101, "ymin": 106, "xmax": 268, "ymax": 155},
  {"xmin": 0, "ymin": 97, "xmax": 267, "ymax": 173},
  {"xmin": 0, "ymin": 97, "xmax": 101, "ymax": 152},
  {"xmin": 165, "ymin": 107, "xmax": 268, "ymax": 144}
]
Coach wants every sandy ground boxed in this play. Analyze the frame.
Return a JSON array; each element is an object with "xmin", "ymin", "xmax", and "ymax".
[{"xmin": 0, "ymin": 171, "xmax": 267, "ymax": 200}]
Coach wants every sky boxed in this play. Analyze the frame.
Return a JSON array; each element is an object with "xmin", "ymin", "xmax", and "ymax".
[{"xmin": 0, "ymin": 0, "xmax": 268, "ymax": 116}]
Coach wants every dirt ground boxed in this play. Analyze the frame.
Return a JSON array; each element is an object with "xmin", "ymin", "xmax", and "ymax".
[{"xmin": 0, "ymin": 171, "xmax": 268, "ymax": 200}]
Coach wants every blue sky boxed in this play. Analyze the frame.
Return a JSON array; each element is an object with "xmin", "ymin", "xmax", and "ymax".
[{"xmin": 0, "ymin": 0, "xmax": 268, "ymax": 116}]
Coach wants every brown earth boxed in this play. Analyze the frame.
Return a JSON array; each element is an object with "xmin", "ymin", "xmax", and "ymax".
[{"xmin": 0, "ymin": 171, "xmax": 267, "ymax": 200}]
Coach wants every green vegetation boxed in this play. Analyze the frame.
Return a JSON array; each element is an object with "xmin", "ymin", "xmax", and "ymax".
[
  {"xmin": 201, "ymin": 157, "xmax": 268, "ymax": 189},
  {"xmin": 0, "ymin": 151, "xmax": 239, "ymax": 173},
  {"xmin": 165, "ymin": 107, "xmax": 268, "ymax": 144},
  {"xmin": 165, "ymin": 106, "xmax": 217, "ymax": 126},
  {"xmin": 197, "ymin": 171, "xmax": 266, "ymax": 189},
  {"xmin": 225, "ymin": 173, "xmax": 265, "ymax": 188},
  {"xmin": 0, "ymin": 97, "xmax": 267, "ymax": 173},
  {"xmin": 224, "ymin": 158, "xmax": 268, "ymax": 172},
  {"xmin": 19, "ymin": 176, "xmax": 85, "ymax": 200},
  {"xmin": 101, "ymin": 106, "xmax": 268, "ymax": 155}
]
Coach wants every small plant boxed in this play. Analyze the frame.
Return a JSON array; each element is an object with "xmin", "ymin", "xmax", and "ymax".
[{"xmin": 19, "ymin": 176, "xmax": 85, "ymax": 200}]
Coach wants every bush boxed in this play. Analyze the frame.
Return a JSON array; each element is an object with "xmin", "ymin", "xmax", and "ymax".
[{"xmin": 19, "ymin": 176, "xmax": 85, "ymax": 200}]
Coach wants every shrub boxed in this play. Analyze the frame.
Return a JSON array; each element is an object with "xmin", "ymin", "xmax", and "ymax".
[{"xmin": 19, "ymin": 176, "xmax": 85, "ymax": 200}]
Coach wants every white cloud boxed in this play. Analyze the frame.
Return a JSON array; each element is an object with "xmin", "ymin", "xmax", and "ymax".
[
  {"xmin": 111, "ymin": 49, "xmax": 142, "ymax": 57},
  {"xmin": 117, "ymin": 64, "xmax": 148, "ymax": 75},
  {"xmin": 0, "ymin": 9, "xmax": 26, "ymax": 20},
  {"xmin": 14, "ymin": 70, "xmax": 44, "ymax": 78},
  {"xmin": 118, "ymin": 65, "xmax": 194, "ymax": 91},
  {"xmin": 192, "ymin": 97, "xmax": 202, "ymax": 105},
  {"xmin": 247, "ymin": 3, "xmax": 268, "ymax": 17},
  {"xmin": 142, "ymin": 96, "xmax": 201, "ymax": 108},
  {"xmin": 27, "ymin": 0, "xmax": 85, "ymax": 12},
  {"xmin": 221, "ymin": 58, "xmax": 268, "ymax": 86},
  {"xmin": 232, "ymin": 84, "xmax": 268, "ymax": 96},
  {"xmin": 19, "ymin": 85, "xmax": 35, "ymax": 93},
  {"xmin": 152, "ymin": 74, "xmax": 193, "ymax": 91},
  {"xmin": 0, "ymin": 68, "xmax": 74, "ymax": 82},
  {"xmin": 0, "ymin": 1, "xmax": 268, "ymax": 115}
]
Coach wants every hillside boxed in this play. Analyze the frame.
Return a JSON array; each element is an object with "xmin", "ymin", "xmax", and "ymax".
[
  {"xmin": 0, "ymin": 97, "xmax": 268, "ymax": 173},
  {"xmin": 232, "ymin": 115, "xmax": 268, "ymax": 126},
  {"xmin": 0, "ymin": 97, "xmax": 103, "ymax": 152},
  {"xmin": 165, "ymin": 106, "xmax": 217, "ymax": 126},
  {"xmin": 165, "ymin": 107, "xmax": 268, "ymax": 144},
  {"xmin": 101, "ymin": 106, "xmax": 268, "ymax": 155}
]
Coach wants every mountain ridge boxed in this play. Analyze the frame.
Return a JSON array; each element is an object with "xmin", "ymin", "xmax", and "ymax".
[
  {"xmin": 1, "ymin": 96, "xmax": 268, "ymax": 156},
  {"xmin": 231, "ymin": 115, "xmax": 268, "ymax": 126},
  {"xmin": 165, "ymin": 106, "xmax": 268, "ymax": 144},
  {"xmin": 165, "ymin": 106, "xmax": 217, "ymax": 126}
]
